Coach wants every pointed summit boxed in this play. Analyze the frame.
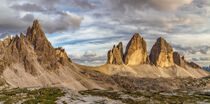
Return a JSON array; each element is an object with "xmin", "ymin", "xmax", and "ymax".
[
  {"xmin": 106, "ymin": 42, "xmax": 124, "ymax": 65},
  {"xmin": 124, "ymin": 33, "xmax": 148, "ymax": 65},
  {"xmin": 26, "ymin": 20, "xmax": 46, "ymax": 43},
  {"xmin": 25, "ymin": 20, "xmax": 61, "ymax": 70},
  {"xmin": 32, "ymin": 20, "xmax": 41, "ymax": 28},
  {"xmin": 117, "ymin": 42, "xmax": 123, "ymax": 59},
  {"xmin": 149, "ymin": 37, "xmax": 174, "ymax": 67}
]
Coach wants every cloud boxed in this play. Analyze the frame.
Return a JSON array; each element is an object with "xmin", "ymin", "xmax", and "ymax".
[
  {"xmin": 192, "ymin": 58, "xmax": 199, "ymax": 61},
  {"xmin": 172, "ymin": 44, "xmax": 210, "ymax": 55},
  {"xmin": 0, "ymin": 0, "xmax": 210, "ymax": 66},
  {"xmin": 22, "ymin": 14, "xmax": 34, "ymax": 22},
  {"xmin": 106, "ymin": 0, "xmax": 193, "ymax": 12},
  {"xmin": 200, "ymin": 57, "xmax": 210, "ymax": 61},
  {"xmin": 40, "ymin": 12, "xmax": 83, "ymax": 33},
  {"xmin": 71, "ymin": 51, "xmax": 107, "ymax": 66},
  {"xmin": 68, "ymin": 0, "xmax": 95, "ymax": 10},
  {"xmin": 11, "ymin": 3, "xmax": 45, "ymax": 12},
  {"xmin": 0, "ymin": 0, "xmax": 83, "ymax": 35}
]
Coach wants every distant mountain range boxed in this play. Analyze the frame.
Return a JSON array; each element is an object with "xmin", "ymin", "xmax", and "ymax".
[{"xmin": 203, "ymin": 66, "xmax": 210, "ymax": 72}]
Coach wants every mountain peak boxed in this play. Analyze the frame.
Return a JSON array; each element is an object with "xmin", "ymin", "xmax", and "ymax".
[
  {"xmin": 25, "ymin": 20, "xmax": 66, "ymax": 70},
  {"xmin": 32, "ymin": 20, "xmax": 41, "ymax": 30},
  {"xmin": 117, "ymin": 42, "xmax": 123, "ymax": 59},
  {"xmin": 124, "ymin": 33, "xmax": 148, "ymax": 65},
  {"xmin": 157, "ymin": 37, "xmax": 164, "ymax": 41},
  {"xmin": 149, "ymin": 37, "xmax": 174, "ymax": 67},
  {"xmin": 133, "ymin": 33, "xmax": 141, "ymax": 38},
  {"xmin": 106, "ymin": 42, "xmax": 124, "ymax": 65}
]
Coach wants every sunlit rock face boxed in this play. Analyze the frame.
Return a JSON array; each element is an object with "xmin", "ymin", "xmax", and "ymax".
[
  {"xmin": 124, "ymin": 33, "xmax": 148, "ymax": 65},
  {"xmin": 55, "ymin": 47, "xmax": 72, "ymax": 65},
  {"xmin": 149, "ymin": 37, "xmax": 174, "ymax": 67},
  {"xmin": 106, "ymin": 42, "xmax": 124, "ymax": 65}
]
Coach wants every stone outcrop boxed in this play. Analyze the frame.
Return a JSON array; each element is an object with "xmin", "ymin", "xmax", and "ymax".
[
  {"xmin": 173, "ymin": 52, "xmax": 186, "ymax": 68},
  {"xmin": 117, "ymin": 42, "xmax": 123, "ymax": 59},
  {"xmin": 149, "ymin": 37, "xmax": 174, "ymax": 67},
  {"xmin": 187, "ymin": 62, "xmax": 202, "ymax": 69},
  {"xmin": 173, "ymin": 52, "xmax": 203, "ymax": 69},
  {"xmin": 124, "ymin": 33, "xmax": 148, "ymax": 65},
  {"xmin": 55, "ymin": 47, "xmax": 72, "ymax": 65},
  {"xmin": 106, "ymin": 42, "xmax": 124, "ymax": 65}
]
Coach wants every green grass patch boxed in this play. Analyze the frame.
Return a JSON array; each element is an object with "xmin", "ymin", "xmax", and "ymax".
[{"xmin": 0, "ymin": 87, "xmax": 65, "ymax": 104}]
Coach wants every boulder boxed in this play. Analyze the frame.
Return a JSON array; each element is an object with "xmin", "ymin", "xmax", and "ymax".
[{"xmin": 55, "ymin": 47, "xmax": 72, "ymax": 65}]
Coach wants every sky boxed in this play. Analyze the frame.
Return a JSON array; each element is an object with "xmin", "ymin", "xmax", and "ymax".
[{"xmin": 0, "ymin": 0, "xmax": 210, "ymax": 66}]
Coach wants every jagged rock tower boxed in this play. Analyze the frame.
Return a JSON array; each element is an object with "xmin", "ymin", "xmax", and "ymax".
[
  {"xmin": 173, "ymin": 52, "xmax": 186, "ymax": 68},
  {"xmin": 124, "ymin": 33, "xmax": 149, "ymax": 65},
  {"xmin": 149, "ymin": 37, "xmax": 174, "ymax": 67},
  {"xmin": 106, "ymin": 33, "xmax": 149, "ymax": 65},
  {"xmin": 106, "ymin": 33, "xmax": 203, "ymax": 69},
  {"xmin": 106, "ymin": 42, "xmax": 124, "ymax": 65},
  {"xmin": 0, "ymin": 20, "xmax": 72, "ymax": 75}
]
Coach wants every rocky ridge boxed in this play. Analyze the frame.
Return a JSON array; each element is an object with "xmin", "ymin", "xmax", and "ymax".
[
  {"xmin": 0, "ymin": 20, "xmax": 106, "ymax": 90},
  {"xmin": 173, "ymin": 52, "xmax": 186, "ymax": 68},
  {"xmin": 0, "ymin": 20, "xmax": 73, "ymax": 74},
  {"xmin": 106, "ymin": 33, "xmax": 203, "ymax": 70}
]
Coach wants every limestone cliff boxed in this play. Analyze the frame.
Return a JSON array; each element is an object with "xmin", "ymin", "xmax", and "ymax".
[
  {"xmin": 149, "ymin": 37, "xmax": 174, "ymax": 67},
  {"xmin": 106, "ymin": 42, "xmax": 124, "ymax": 65},
  {"xmin": 117, "ymin": 42, "xmax": 123, "ymax": 59},
  {"xmin": 173, "ymin": 52, "xmax": 186, "ymax": 68},
  {"xmin": 124, "ymin": 33, "xmax": 148, "ymax": 65},
  {"xmin": 26, "ymin": 20, "xmax": 61, "ymax": 70},
  {"xmin": 55, "ymin": 47, "xmax": 72, "ymax": 65}
]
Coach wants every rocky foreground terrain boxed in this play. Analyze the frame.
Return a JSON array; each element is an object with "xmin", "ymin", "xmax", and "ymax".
[
  {"xmin": 0, "ymin": 20, "xmax": 209, "ymax": 103},
  {"xmin": 0, "ymin": 85, "xmax": 209, "ymax": 104}
]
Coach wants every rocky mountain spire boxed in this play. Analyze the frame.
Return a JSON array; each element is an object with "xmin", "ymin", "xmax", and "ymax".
[
  {"xmin": 26, "ymin": 20, "xmax": 52, "ymax": 49},
  {"xmin": 25, "ymin": 20, "xmax": 72, "ymax": 70},
  {"xmin": 117, "ymin": 42, "xmax": 123, "ymax": 59},
  {"xmin": 124, "ymin": 33, "xmax": 148, "ymax": 65},
  {"xmin": 173, "ymin": 52, "xmax": 186, "ymax": 68},
  {"xmin": 2, "ymin": 35, "xmax": 11, "ymax": 47},
  {"xmin": 149, "ymin": 37, "xmax": 174, "ymax": 67},
  {"xmin": 106, "ymin": 42, "xmax": 124, "ymax": 65}
]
